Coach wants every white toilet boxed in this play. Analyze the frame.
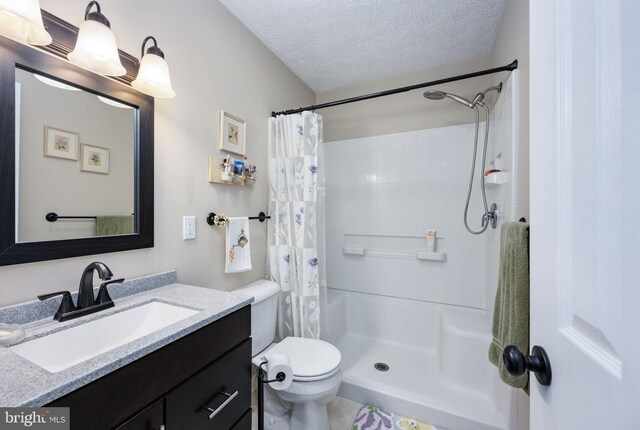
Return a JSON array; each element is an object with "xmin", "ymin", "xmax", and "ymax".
[{"xmin": 236, "ymin": 280, "xmax": 342, "ymax": 430}]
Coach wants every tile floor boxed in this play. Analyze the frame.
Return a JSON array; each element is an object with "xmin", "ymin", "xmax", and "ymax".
[
  {"xmin": 327, "ymin": 397, "xmax": 362, "ymax": 429},
  {"xmin": 251, "ymin": 390, "xmax": 362, "ymax": 430}
]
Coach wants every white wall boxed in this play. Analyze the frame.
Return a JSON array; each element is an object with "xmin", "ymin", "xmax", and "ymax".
[
  {"xmin": 325, "ymin": 124, "xmax": 489, "ymax": 309},
  {"xmin": 16, "ymin": 70, "xmax": 135, "ymax": 242},
  {"xmin": 0, "ymin": 0, "xmax": 314, "ymax": 306}
]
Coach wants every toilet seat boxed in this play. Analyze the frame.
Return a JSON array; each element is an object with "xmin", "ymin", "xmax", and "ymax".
[{"xmin": 255, "ymin": 337, "xmax": 342, "ymax": 382}]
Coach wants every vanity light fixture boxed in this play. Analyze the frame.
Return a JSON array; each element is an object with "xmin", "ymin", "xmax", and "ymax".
[
  {"xmin": 0, "ymin": 0, "xmax": 52, "ymax": 45},
  {"xmin": 68, "ymin": 1, "xmax": 125, "ymax": 77},
  {"xmin": 131, "ymin": 36, "xmax": 176, "ymax": 99}
]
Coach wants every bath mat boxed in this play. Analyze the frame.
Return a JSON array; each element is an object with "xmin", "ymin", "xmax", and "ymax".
[{"xmin": 352, "ymin": 405, "xmax": 438, "ymax": 430}]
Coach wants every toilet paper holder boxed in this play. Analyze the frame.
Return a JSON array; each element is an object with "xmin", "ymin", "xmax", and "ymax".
[
  {"xmin": 258, "ymin": 360, "xmax": 287, "ymax": 384},
  {"xmin": 257, "ymin": 359, "xmax": 289, "ymax": 430}
]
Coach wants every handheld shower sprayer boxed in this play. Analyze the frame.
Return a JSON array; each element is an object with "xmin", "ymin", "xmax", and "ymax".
[
  {"xmin": 423, "ymin": 82, "xmax": 503, "ymax": 235},
  {"xmin": 423, "ymin": 90, "xmax": 474, "ymax": 108}
]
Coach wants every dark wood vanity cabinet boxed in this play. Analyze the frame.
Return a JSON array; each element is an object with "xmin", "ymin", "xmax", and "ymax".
[
  {"xmin": 48, "ymin": 306, "xmax": 252, "ymax": 430},
  {"xmin": 165, "ymin": 340, "xmax": 251, "ymax": 429},
  {"xmin": 115, "ymin": 399, "xmax": 164, "ymax": 430}
]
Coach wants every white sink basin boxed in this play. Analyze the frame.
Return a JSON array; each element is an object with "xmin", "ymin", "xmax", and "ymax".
[{"xmin": 10, "ymin": 301, "xmax": 199, "ymax": 373}]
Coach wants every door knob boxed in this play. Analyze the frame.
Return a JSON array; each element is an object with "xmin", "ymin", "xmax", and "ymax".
[{"xmin": 503, "ymin": 345, "xmax": 552, "ymax": 386}]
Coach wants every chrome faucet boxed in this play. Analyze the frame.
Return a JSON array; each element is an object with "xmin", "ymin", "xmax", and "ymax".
[
  {"xmin": 38, "ymin": 262, "xmax": 124, "ymax": 322},
  {"xmin": 77, "ymin": 262, "xmax": 113, "ymax": 309}
]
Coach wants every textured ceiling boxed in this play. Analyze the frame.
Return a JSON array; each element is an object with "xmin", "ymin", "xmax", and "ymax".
[{"xmin": 219, "ymin": 0, "xmax": 507, "ymax": 92}]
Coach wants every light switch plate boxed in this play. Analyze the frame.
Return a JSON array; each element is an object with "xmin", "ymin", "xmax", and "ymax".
[{"xmin": 183, "ymin": 216, "xmax": 196, "ymax": 240}]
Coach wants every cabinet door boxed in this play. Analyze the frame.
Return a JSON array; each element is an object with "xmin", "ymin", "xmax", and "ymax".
[
  {"xmin": 165, "ymin": 339, "xmax": 251, "ymax": 430},
  {"xmin": 115, "ymin": 398, "xmax": 164, "ymax": 430}
]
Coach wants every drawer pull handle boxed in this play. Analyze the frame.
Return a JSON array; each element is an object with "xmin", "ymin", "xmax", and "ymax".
[{"xmin": 202, "ymin": 390, "xmax": 239, "ymax": 420}]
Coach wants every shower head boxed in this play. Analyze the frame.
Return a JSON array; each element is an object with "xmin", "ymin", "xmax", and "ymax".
[
  {"xmin": 423, "ymin": 90, "xmax": 474, "ymax": 108},
  {"xmin": 423, "ymin": 90, "xmax": 447, "ymax": 100}
]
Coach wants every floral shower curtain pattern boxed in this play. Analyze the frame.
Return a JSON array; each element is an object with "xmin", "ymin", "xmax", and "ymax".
[{"xmin": 267, "ymin": 112, "xmax": 326, "ymax": 340}]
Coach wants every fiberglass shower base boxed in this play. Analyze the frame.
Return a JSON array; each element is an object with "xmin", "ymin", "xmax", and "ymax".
[{"xmin": 336, "ymin": 333, "xmax": 507, "ymax": 430}]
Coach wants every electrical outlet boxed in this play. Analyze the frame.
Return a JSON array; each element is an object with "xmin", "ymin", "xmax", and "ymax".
[{"xmin": 183, "ymin": 216, "xmax": 196, "ymax": 240}]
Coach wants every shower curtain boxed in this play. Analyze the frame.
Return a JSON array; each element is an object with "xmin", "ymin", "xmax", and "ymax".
[{"xmin": 267, "ymin": 112, "xmax": 327, "ymax": 340}]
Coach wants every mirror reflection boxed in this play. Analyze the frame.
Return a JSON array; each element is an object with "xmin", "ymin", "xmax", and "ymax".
[{"xmin": 15, "ymin": 68, "xmax": 137, "ymax": 243}]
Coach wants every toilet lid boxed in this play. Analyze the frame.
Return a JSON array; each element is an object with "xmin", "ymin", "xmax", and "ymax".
[{"xmin": 267, "ymin": 337, "xmax": 341, "ymax": 378}]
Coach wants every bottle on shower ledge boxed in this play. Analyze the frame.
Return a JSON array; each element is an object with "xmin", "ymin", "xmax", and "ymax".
[{"xmin": 425, "ymin": 229, "xmax": 437, "ymax": 252}]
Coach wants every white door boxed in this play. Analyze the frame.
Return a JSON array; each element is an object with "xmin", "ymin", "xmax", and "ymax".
[{"xmin": 530, "ymin": 0, "xmax": 640, "ymax": 428}]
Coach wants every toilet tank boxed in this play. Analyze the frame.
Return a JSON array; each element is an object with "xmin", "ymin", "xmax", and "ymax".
[{"xmin": 235, "ymin": 279, "xmax": 280, "ymax": 356}]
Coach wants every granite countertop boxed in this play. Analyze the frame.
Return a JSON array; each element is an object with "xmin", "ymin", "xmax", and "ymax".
[{"xmin": 0, "ymin": 271, "xmax": 253, "ymax": 407}]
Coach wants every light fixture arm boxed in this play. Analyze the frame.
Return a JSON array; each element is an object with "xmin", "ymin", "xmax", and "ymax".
[
  {"xmin": 141, "ymin": 36, "xmax": 165, "ymax": 59},
  {"xmin": 84, "ymin": 1, "xmax": 100, "ymax": 17},
  {"xmin": 84, "ymin": 1, "xmax": 110, "ymax": 28}
]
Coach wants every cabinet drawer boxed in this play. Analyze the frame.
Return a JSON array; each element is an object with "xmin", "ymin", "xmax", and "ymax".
[
  {"xmin": 165, "ymin": 339, "xmax": 251, "ymax": 430},
  {"xmin": 115, "ymin": 398, "xmax": 163, "ymax": 430}
]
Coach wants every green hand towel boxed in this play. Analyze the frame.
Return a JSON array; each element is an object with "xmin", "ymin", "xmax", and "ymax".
[
  {"xmin": 96, "ymin": 215, "xmax": 134, "ymax": 236},
  {"xmin": 488, "ymin": 221, "xmax": 530, "ymax": 390}
]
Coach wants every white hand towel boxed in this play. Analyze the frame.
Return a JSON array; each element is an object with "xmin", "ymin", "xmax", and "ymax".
[{"xmin": 225, "ymin": 217, "xmax": 252, "ymax": 273}]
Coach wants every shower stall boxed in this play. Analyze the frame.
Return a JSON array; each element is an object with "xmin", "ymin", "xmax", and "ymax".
[{"xmin": 323, "ymin": 73, "xmax": 521, "ymax": 430}]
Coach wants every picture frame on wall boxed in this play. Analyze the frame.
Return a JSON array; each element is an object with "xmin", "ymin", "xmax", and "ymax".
[
  {"xmin": 44, "ymin": 126, "xmax": 79, "ymax": 160},
  {"xmin": 219, "ymin": 111, "xmax": 246, "ymax": 156},
  {"xmin": 80, "ymin": 144, "xmax": 110, "ymax": 174}
]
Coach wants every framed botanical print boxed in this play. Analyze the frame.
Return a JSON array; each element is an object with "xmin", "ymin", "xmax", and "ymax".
[
  {"xmin": 219, "ymin": 110, "xmax": 246, "ymax": 156},
  {"xmin": 44, "ymin": 126, "xmax": 79, "ymax": 160},
  {"xmin": 80, "ymin": 144, "xmax": 110, "ymax": 174}
]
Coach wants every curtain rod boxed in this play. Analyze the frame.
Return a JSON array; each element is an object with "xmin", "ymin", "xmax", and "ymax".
[{"xmin": 271, "ymin": 59, "xmax": 518, "ymax": 117}]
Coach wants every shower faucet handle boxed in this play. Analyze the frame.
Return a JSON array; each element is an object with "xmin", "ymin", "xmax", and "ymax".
[{"xmin": 482, "ymin": 203, "xmax": 499, "ymax": 229}]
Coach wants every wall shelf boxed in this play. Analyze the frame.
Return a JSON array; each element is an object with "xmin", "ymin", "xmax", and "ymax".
[{"xmin": 208, "ymin": 157, "xmax": 256, "ymax": 187}]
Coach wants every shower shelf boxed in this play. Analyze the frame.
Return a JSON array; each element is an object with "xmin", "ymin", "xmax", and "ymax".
[
  {"xmin": 416, "ymin": 251, "xmax": 447, "ymax": 262},
  {"xmin": 342, "ymin": 233, "xmax": 447, "ymax": 262},
  {"xmin": 342, "ymin": 246, "xmax": 446, "ymax": 262},
  {"xmin": 484, "ymin": 171, "xmax": 509, "ymax": 188}
]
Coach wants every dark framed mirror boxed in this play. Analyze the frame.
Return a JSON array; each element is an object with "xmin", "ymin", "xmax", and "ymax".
[{"xmin": 0, "ymin": 12, "xmax": 154, "ymax": 266}]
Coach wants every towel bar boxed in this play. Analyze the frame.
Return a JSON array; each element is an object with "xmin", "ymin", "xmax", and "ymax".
[
  {"xmin": 206, "ymin": 212, "xmax": 270, "ymax": 226},
  {"xmin": 46, "ymin": 212, "xmax": 97, "ymax": 222},
  {"xmin": 45, "ymin": 212, "xmax": 134, "ymax": 222}
]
